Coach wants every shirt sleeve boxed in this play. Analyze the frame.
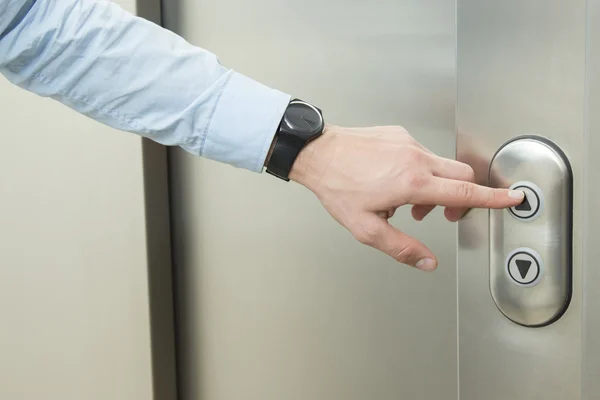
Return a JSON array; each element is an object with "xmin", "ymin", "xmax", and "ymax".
[{"xmin": 0, "ymin": 0, "xmax": 291, "ymax": 172}]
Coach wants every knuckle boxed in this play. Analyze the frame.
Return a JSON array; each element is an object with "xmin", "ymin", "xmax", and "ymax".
[
  {"xmin": 456, "ymin": 181, "xmax": 476, "ymax": 200},
  {"xmin": 391, "ymin": 244, "xmax": 416, "ymax": 263},
  {"xmin": 464, "ymin": 165, "xmax": 476, "ymax": 182},
  {"xmin": 402, "ymin": 147, "xmax": 421, "ymax": 164},
  {"xmin": 405, "ymin": 171, "xmax": 430, "ymax": 189},
  {"xmin": 353, "ymin": 222, "xmax": 382, "ymax": 247}
]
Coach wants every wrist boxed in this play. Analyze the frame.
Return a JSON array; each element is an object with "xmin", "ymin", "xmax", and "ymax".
[
  {"xmin": 289, "ymin": 124, "xmax": 336, "ymax": 189},
  {"xmin": 265, "ymin": 99, "xmax": 326, "ymax": 181}
]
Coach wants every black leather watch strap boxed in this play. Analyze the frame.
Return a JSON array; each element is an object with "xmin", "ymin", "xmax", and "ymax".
[
  {"xmin": 266, "ymin": 99, "xmax": 324, "ymax": 181},
  {"xmin": 265, "ymin": 132, "xmax": 305, "ymax": 181}
]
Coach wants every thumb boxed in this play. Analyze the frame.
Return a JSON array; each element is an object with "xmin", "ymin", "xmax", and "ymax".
[{"xmin": 353, "ymin": 214, "xmax": 438, "ymax": 271}]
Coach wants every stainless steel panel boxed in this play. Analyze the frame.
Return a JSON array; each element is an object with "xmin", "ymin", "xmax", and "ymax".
[
  {"xmin": 583, "ymin": 1, "xmax": 600, "ymax": 398},
  {"xmin": 489, "ymin": 137, "xmax": 572, "ymax": 327},
  {"xmin": 457, "ymin": 1, "xmax": 585, "ymax": 399},
  {"xmin": 163, "ymin": 1, "xmax": 457, "ymax": 399}
]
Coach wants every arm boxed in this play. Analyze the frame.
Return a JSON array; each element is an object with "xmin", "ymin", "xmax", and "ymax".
[
  {"xmin": 0, "ymin": 0, "xmax": 524, "ymax": 271},
  {"xmin": 0, "ymin": 0, "xmax": 290, "ymax": 171}
]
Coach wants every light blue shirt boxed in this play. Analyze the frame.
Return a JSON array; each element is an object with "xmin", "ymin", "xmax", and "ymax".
[{"xmin": 0, "ymin": 0, "xmax": 291, "ymax": 172}]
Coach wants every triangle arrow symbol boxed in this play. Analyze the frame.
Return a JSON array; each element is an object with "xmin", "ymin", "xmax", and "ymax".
[
  {"xmin": 515, "ymin": 195, "xmax": 532, "ymax": 211},
  {"xmin": 516, "ymin": 260, "xmax": 532, "ymax": 279}
]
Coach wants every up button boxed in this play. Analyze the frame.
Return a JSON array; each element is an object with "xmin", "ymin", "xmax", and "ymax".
[{"xmin": 508, "ymin": 181, "xmax": 544, "ymax": 221}]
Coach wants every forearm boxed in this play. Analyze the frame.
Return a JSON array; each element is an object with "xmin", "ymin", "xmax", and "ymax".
[{"xmin": 0, "ymin": 0, "xmax": 290, "ymax": 171}]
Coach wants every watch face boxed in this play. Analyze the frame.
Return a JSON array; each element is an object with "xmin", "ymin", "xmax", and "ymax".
[{"xmin": 282, "ymin": 100, "xmax": 324, "ymax": 138}]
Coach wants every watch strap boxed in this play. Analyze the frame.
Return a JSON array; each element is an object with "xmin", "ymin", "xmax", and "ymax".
[{"xmin": 265, "ymin": 131, "xmax": 305, "ymax": 181}]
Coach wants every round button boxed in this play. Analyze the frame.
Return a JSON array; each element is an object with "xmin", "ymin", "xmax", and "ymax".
[
  {"xmin": 506, "ymin": 248, "xmax": 543, "ymax": 287},
  {"xmin": 508, "ymin": 181, "xmax": 544, "ymax": 221}
]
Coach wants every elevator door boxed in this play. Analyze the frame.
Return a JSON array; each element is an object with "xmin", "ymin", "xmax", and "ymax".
[{"xmin": 163, "ymin": 1, "xmax": 457, "ymax": 399}]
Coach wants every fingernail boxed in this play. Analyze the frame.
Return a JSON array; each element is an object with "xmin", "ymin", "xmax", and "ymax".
[
  {"xmin": 416, "ymin": 258, "xmax": 437, "ymax": 271},
  {"xmin": 509, "ymin": 190, "xmax": 525, "ymax": 199}
]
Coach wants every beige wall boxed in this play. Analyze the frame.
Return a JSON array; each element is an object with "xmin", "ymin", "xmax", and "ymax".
[{"xmin": 0, "ymin": 1, "xmax": 174, "ymax": 399}]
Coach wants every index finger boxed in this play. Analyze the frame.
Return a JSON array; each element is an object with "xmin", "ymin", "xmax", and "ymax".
[{"xmin": 409, "ymin": 177, "xmax": 525, "ymax": 209}]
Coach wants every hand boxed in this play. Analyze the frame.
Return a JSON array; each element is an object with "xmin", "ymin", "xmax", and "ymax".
[{"xmin": 289, "ymin": 125, "xmax": 524, "ymax": 271}]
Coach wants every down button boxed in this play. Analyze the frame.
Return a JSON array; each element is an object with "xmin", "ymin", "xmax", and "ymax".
[{"xmin": 506, "ymin": 248, "xmax": 543, "ymax": 287}]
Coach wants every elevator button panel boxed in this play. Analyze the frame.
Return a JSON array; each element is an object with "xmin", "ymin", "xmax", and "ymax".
[{"xmin": 489, "ymin": 136, "xmax": 572, "ymax": 327}]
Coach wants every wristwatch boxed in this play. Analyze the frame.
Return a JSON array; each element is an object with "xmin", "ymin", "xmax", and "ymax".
[{"xmin": 266, "ymin": 99, "xmax": 325, "ymax": 181}]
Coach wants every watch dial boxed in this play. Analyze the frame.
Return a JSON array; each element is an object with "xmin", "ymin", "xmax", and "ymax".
[{"xmin": 283, "ymin": 101, "xmax": 324, "ymax": 137}]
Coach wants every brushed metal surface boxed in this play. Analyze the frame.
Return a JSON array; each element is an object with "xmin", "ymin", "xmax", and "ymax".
[
  {"xmin": 163, "ymin": 1, "xmax": 457, "ymax": 399},
  {"xmin": 583, "ymin": 1, "xmax": 600, "ymax": 398},
  {"xmin": 489, "ymin": 137, "xmax": 572, "ymax": 327},
  {"xmin": 457, "ymin": 1, "xmax": 585, "ymax": 399}
]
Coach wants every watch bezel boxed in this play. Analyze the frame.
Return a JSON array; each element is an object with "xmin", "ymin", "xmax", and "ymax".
[
  {"xmin": 280, "ymin": 99, "xmax": 324, "ymax": 139},
  {"xmin": 265, "ymin": 98, "xmax": 324, "ymax": 181}
]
